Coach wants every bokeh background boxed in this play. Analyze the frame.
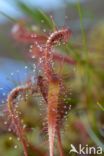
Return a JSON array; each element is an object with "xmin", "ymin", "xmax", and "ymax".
[{"xmin": 0, "ymin": 0, "xmax": 104, "ymax": 156}]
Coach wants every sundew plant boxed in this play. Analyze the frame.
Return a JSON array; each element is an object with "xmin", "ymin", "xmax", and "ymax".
[{"xmin": 0, "ymin": 1, "xmax": 104, "ymax": 156}]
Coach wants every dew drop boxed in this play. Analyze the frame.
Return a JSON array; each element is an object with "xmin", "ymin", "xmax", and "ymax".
[
  {"xmin": 2, "ymin": 100, "xmax": 5, "ymax": 104},
  {"xmin": 2, "ymin": 92, "xmax": 6, "ymax": 96},
  {"xmin": 8, "ymin": 128, "xmax": 12, "ymax": 132},
  {"xmin": 17, "ymin": 137, "xmax": 20, "ymax": 141},
  {"xmin": 9, "ymin": 137, "xmax": 12, "ymax": 141},
  {"xmin": 4, "ymin": 121, "xmax": 7, "ymax": 125},
  {"xmin": 23, "ymin": 124, "xmax": 26, "ymax": 129},
  {"xmin": 43, "ymin": 29, "xmax": 46, "ymax": 33},
  {"xmin": 32, "ymin": 56, "xmax": 35, "ymax": 59},
  {"xmin": 25, "ymin": 66, "xmax": 28, "ymax": 70},
  {"xmin": 10, "ymin": 72, "xmax": 14, "ymax": 76},
  {"xmin": 14, "ymin": 145, "xmax": 18, "ymax": 149}
]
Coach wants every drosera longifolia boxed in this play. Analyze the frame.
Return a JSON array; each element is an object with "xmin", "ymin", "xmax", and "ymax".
[
  {"xmin": 8, "ymin": 19, "xmax": 73, "ymax": 156},
  {"xmin": 42, "ymin": 27, "xmax": 72, "ymax": 156}
]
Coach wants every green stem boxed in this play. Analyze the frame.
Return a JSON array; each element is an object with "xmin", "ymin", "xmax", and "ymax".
[
  {"xmin": 76, "ymin": 1, "xmax": 87, "ymax": 51},
  {"xmin": 0, "ymin": 11, "xmax": 17, "ymax": 23}
]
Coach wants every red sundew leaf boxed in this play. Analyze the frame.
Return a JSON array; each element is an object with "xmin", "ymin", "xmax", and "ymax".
[
  {"xmin": 7, "ymin": 86, "xmax": 31, "ymax": 156},
  {"xmin": 37, "ymin": 76, "xmax": 48, "ymax": 102},
  {"xmin": 47, "ymin": 80, "xmax": 60, "ymax": 156},
  {"xmin": 43, "ymin": 79, "xmax": 71, "ymax": 156},
  {"xmin": 58, "ymin": 87, "xmax": 71, "ymax": 125},
  {"xmin": 10, "ymin": 19, "xmax": 73, "ymax": 156},
  {"xmin": 30, "ymin": 45, "xmax": 76, "ymax": 65},
  {"xmin": 42, "ymin": 28, "xmax": 72, "ymax": 156},
  {"xmin": 53, "ymin": 52, "xmax": 76, "ymax": 65},
  {"xmin": 43, "ymin": 28, "xmax": 71, "ymax": 156},
  {"xmin": 6, "ymin": 77, "xmax": 48, "ymax": 156},
  {"xmin": 11, "ymin": 23, "xmax": 47, "ymax": 44},
  {"xmin": 11, "ymin": 23, "xmax": 75, "ymax": 65}
]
